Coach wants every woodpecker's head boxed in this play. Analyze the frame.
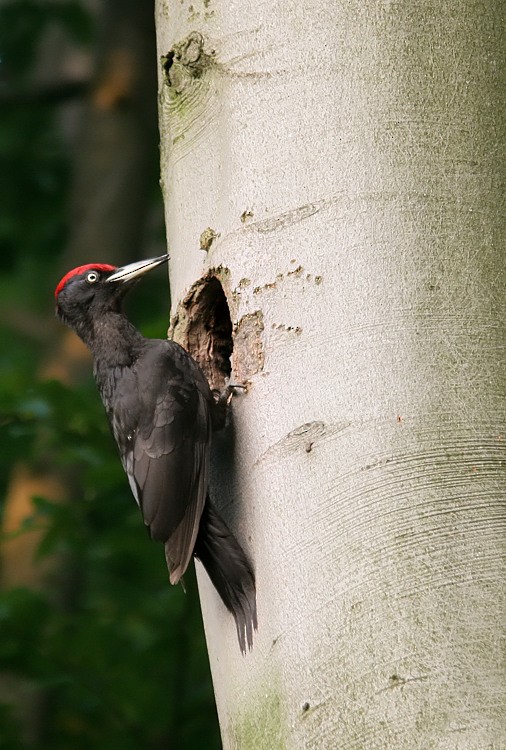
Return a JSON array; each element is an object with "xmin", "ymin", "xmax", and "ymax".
[{"xmin": 55, "ymin": 255, "xmax": 168, "ymax": 335}]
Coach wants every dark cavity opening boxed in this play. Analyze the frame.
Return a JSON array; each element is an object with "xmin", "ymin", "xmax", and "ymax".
[
  {"xmin": 185, "ymin": 275, "xmax": 232, "ymax": 390},
  {"xmin": 161, "ymin": 51, "xmax": 174, "ymax": 76}
]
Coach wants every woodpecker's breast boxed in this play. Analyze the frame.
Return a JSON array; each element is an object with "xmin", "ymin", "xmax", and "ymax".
[{"xmin": 94, "ymin": 362, "xmax": 140, "ymax": 454}]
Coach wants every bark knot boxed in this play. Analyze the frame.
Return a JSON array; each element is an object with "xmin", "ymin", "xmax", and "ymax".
[{"xmin": 161, "ymin": 32, "xmax": 214, "ymax": 93}]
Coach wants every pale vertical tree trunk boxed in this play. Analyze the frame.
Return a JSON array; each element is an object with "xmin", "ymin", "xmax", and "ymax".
[{"xmin": 155, "ymin": 2, "xmax": 504, "ymax": 747}]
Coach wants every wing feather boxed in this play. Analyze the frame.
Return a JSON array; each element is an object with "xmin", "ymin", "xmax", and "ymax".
[{"xmin": 110, "ymin": 341, "xmax": 212, "ymax": 581}]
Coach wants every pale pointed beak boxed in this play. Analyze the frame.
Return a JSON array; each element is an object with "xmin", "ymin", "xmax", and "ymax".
[{"xmin": 106, "ymin": 254, "xmax": 168, "ymax": 283}]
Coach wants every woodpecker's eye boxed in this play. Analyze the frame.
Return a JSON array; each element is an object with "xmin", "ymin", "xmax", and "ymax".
[{"xmin": 86, "ymin": 271, "xmax": 99, "ymax": 284}]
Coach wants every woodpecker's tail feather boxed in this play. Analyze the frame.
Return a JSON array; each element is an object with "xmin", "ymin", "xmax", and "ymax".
[{"xmin": 193, "ymin": 500, "xmax": 257, "ymax": 653}]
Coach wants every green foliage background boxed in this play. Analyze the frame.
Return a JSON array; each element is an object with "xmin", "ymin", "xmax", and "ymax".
[{"xmin": 0, "ymin": 3, "xmax": 221, "ymax": 747}]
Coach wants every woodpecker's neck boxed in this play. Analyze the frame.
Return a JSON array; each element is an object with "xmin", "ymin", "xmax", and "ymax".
[{"xmin": 82, "ymin": 311, "xmax": 146, "ymax": 367}]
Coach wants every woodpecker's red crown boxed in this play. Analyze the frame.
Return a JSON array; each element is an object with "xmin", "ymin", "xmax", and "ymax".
[{"xmin": 54, "ymin": 264, "xmax": 117, "ymax": 299}]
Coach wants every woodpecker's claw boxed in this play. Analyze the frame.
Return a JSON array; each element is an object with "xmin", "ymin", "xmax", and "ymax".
[
  {"xmin": 212, "ymin": 381, "xmax": 246, "ymax": 404},
  {"xmin": 211, "ymin": 381, "xmax": 246, "ymax": 430}
]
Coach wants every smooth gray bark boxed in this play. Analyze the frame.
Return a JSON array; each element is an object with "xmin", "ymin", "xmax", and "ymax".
[{"xmin": 155, "ymin": 1, "xmax": 505, "ymax": 747}]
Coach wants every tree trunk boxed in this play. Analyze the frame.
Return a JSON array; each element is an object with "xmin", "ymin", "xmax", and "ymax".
[{"xmin": 155, "ymin": 2, "xmax": 505, "ymax": 747}]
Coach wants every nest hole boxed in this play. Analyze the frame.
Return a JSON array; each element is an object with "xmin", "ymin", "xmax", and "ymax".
[{"xmin": 185, "ymin": 276, "xmax": 233, "ymax": 390}]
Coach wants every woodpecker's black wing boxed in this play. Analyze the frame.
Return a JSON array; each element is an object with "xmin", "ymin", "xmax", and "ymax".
[{"xmin": 111, "ymin": 340, "xmax": 213, "ymax": 584}]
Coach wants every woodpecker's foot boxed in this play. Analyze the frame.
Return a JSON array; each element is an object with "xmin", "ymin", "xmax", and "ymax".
[{"xmin": 211, "ymin": 381, "xmax": 246, "ymax": 430}]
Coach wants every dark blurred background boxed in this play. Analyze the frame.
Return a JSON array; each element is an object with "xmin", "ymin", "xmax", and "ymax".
[{"xmin": 0, "ymin": 1, "xmax": 220, "ymax": 747}]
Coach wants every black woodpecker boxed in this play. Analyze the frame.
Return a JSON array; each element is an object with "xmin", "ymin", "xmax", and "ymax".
[{"xmin": 55, "ymin": 255, "xmax": 257, "ymax": 651}]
